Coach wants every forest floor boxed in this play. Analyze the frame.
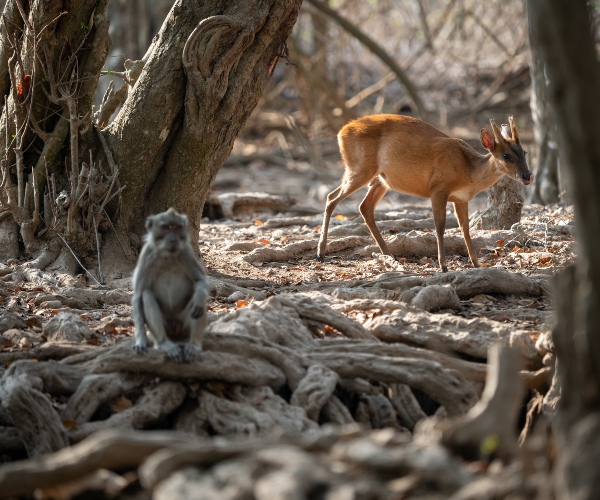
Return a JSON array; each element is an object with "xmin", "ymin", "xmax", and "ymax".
[{"xmin": 0, "ymin": 145, "xmax": 575, "ymax": 499}]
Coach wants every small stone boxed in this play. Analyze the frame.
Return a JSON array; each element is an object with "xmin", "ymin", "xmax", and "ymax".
[{"xmin": 19, "ymin": 337, "xmax": 33, "ymax": 348}]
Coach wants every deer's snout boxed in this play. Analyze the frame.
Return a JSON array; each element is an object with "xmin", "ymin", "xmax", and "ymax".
[{"xmin": 521, "ymin": 172, "xmax": 534, "ymax": 185}]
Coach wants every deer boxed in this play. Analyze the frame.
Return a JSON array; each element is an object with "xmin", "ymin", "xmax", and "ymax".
[{"xmin": 317, "ymin": 115, "xmax": 533, "ymax": 272}]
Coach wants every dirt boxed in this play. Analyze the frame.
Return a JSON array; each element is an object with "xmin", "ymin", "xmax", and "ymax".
[{"xmin": 201, "ymin": 157, "xmax": 572, "ymax": 329}]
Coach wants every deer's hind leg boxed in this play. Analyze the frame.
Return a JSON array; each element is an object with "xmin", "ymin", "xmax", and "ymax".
[
  {"xmin": 359, "ymin": 177, "xmax": 390, "ymax": 255},
  {"xmin": 317, "ymin": 167, "xmax": 376, "ymax": 260}
]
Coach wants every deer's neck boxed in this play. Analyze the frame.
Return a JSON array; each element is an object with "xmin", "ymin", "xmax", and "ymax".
[{"xmin": 472, "ymin": 153, "xmax": 505, "ymax": 190}]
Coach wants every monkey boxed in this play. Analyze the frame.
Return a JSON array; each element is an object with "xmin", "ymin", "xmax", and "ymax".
[{"xmin": 132, "ymin": 208, "xmax": 209, "ymax": 363}]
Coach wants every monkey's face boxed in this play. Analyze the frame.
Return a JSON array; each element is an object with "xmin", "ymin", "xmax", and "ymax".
[{"xmin": 152, "ymin": 217, "xmax": 188, "ymax": 254}]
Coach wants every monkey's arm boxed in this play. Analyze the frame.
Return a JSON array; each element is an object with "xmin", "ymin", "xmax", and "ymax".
[
  {"xmin": 132, "ymin": 291, "xmax": 149, "ymax": 354},
  {"xmin": 182, "ymin": 279, "xmax": 209, "ymax": 362},
  {"xmin": 182, "ymin": 255, "xmax": 210, "ymax": 319},
  {"xmin": 189, "ymin": 279, "xmax": 209, "ymax": 319}
]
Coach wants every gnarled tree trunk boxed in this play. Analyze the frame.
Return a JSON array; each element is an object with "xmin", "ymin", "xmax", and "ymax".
[{"xmin": 0, "ymin": 0, "xmax": 302, "ymax": 277}]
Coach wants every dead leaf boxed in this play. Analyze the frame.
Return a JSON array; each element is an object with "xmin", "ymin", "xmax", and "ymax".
[
  {"xmin": 470, "ymin": 294, "xmax": 492, "ymax": 305},
  {"xmin": 334, "ymin": 214, "xmax": 347, "ymax": 221},
  {"xmin": 530, "ymin": 331, "xmax": 541, "ymax": 343},
  {"xmin": 236, "ymin": 300, "xmax": 249, "ymax": 308},
  {"xmin": 323, "ymin": 325, "xmax": 337, "ymax": 336},
  {"xmin": 205, "ymin": 381, "xmax": 227, "ymax": 393},
  {"xmin": 25, "ymin": 317, "xmax": 43, "ymax": 331},
  {"xmin": 111, "ymin": 395, "xmax": 133, "ymax": 413},
  {"xmin": 495, "ymin": 238, "xmax": 507, "ymax": 247},
  {"xmin": 62, "ymin": 419, "xmax": 77, "ymax": 430},
  {"xmin": 0, "ymin": 339, "xmax": 14, "ymax": 349},
  {"xmin": 255, "ymin": 220, "xmax": 264, "ymax": 226}
]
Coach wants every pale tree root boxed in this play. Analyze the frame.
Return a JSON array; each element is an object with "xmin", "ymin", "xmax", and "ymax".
[
  {"xmin": 208, "ymin": 192, "xmax": 296, "ymax": 219},
  {"xmin": 434, "ymin": 342, "xmax": 525, "ymax": 462},
  {"xmin": 238, "ymin": 228, "xmax": 543, "ymax": 266},
  {"xmin": 0, "ymin": 430, "xmax": 195, "ymax": 498},
  {"xmin": 0, "ymin": 422, "xmax": 550, "ymax": 500},
  {"xmin": 0, "ymin": 291, "xmax": 501, "ymax": 460},
  {"xmin": 0, "ymin": 288, "xmax": 549, "ymax": 497}
]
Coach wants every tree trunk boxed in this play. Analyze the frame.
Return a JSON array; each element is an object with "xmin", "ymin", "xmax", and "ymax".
[
  {"xmin": 529, "ymin": 18, "xmax": 561, "ymax": 205},
  {"xmin": 0, "ymin": 0, "xmax": 302, "ymax": 275},
  {"xmin": 106, "ymin": 0, "xmax": 301, "ymax": 246},
  {"xmin": 528, "ymin": 0, "xmax": 600, "ymax": 498},
  {"xmin": 0, "ymin": 0, "xmax": 111, "ymax": 268},
  {"xmin": 470, "ymin": 177, "xmax": 524, "ymax": 230}
]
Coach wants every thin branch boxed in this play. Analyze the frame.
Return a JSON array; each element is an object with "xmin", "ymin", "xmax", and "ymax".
[
  {"xmin": 12, "ymin": 0, "xmax": 32, "ymax": 33},
  {"xmin": 463, "ymin": 9, "xmax": 512, "ymax": 58},
  {"xmin": 94, "ymin": 124, "xmax": 118, "ymax": 175},
  {"xmin": 306, "ymin": 0, "xmax": 426, "ymax": 118},
  {"xmin": 56, "ymin": 233, "xmax": 102, "ymax": 286},
  {"xmin": 103, "ymin": 208, "xmax": 133, "ymax": 263},
  {"xmin": 92, "ymin": 213, "xmax": 104, "ymax": 284},
  {"xmin": 415, "ymin": 0, "xmax": 434, "ymax": 51},
  {"xmin": 96, "ymin": 168, "xmax": 120, "ymax": 216},
  {"xmin": 345, "ymin": 72, "xmax": 395, "ymax": 109}
]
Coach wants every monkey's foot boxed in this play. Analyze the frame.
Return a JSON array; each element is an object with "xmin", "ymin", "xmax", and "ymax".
[
  {"xmin": 183, "ymin": 343, "xmax": 202, "ymax": 363},
  {"xmin": 158, "ymin": 341, "xmax": 184, "ymax": 363},
  {"xmin": 133, "ymin": 342, "xmax": 148, "ymax": 355}
]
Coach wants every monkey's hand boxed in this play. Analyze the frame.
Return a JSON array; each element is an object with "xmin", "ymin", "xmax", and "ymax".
[
  {"xmin": 189, "ymin": 284, "xmax": 208, "ymax": 319},
  {"xmin": 190, "ymin": 303, "xmax": 205, "ymax": 319},
  {"xmin": 184, "ymin": 342, "xmax": 202, "ymax": 362},
  {"xmin": 133, "ymin": 333, "xmax": 148, "ymax": 355}
]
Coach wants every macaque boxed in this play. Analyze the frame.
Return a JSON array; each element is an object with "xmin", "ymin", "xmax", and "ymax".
[{"xmin": 132, "ymin": 208, "xmax": 209, "ymax": 362}]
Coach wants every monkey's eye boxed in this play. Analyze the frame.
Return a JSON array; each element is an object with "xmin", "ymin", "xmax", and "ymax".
[
  {"xmin": 524, "ymin": 151, "xmax": 528, "ymax": 156},
  {"xmin": 502, "ymin": 153, "xmax": 511, "ymax": 161}
]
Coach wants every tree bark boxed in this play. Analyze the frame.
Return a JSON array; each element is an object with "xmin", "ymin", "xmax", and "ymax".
[
  {"xmin": 106, "ymin": 0, "xmax": 301, "ymax": 239},
  {"xmin": 470, "ymin": 177, "xmax": 524, "ymax": 230},
  {"xmin": 528, "ymin": 0, "xmax": 600, "ymax": 498},
  {"xmin": 528, "ymin": 17, "xmax": 561, "ymax": 205},
  {"xmin": 0, "ymin": 0, "xmax": 302, "ymax": 274}
]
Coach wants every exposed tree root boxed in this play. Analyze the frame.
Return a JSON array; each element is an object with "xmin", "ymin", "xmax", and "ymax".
[
  {"xmin": 211, "ymin": 192, "xmax": 297, "ymax": 218},
  {"xmin": 0, "ymin": 267, "xmax": 550, "ymax": 498},
  {"xmin": 438, "ymin": 343, "xmax": 524, "ymax": 461}
]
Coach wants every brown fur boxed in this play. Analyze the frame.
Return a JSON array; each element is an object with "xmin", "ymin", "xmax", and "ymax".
[{"xmin": 317, "ymin": 114, "xmax": 532, "ymax": 272}]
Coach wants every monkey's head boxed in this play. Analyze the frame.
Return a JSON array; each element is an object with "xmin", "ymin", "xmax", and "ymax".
[{"xmin": 146, "ymin": 208, "xmax": 189, "ymax": 255}]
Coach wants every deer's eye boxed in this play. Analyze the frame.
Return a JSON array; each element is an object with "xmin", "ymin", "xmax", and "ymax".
[{"xmin": 503, "ymin": 153, "xmax": 511, "ymax": 161}]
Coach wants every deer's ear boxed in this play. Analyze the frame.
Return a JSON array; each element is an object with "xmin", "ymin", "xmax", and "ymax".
[{"xmin": 480, "ymin": 128, "xmax": 495, "ymax": 151}]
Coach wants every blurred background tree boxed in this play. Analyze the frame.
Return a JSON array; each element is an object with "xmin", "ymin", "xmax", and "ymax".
[{"xmin": 1, "ymin": 0, "xmax": 581, "ymax": 206}]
